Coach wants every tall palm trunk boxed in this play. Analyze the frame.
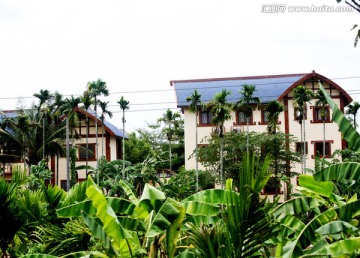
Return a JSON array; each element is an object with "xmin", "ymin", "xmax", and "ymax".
[
  {"xmin": 323, "ymin": 117, "xmax": 325, "ymax": 159},
  {"xmin": 220, "ymin": 133, "xmax": 224, "ymax": 189},
  {"xmin": 56, "ymin": 155, "xmax": 59, "ymax": 186},
  {"xmin": 168, "ymin": 124, "xmax": 172, "ymax": 173},
  {"xmin": 300, "ymin": 119, "xmax": 304, "ymax": 174},
  {"xmin": 274, "ymin": 127, "xmax": 279, "ymax": 197},
  {"xmin": 195, "ymin": 112, "xmax": 199, "ymax": 192},
  {"xmin": 246, "ymin": 117, "xmax": 249, "ymax": 153},
  {"xmin": 101, "ymin": 122, "xmax": 104, "ymax": 158},
  {"xmin": 122, "ymin": 109, "xmax": 126, "ymax": 179},
  {"xmin": 66, "ymin": 117, "xmax": 70, "ymax": 191},
  {"xmin": 43, "ymin": 114, "xmax": 45, "ymax": 159},
  {"xmin": 303, "ymin": 107, "xmax": 307, "ymax": 172},
  {"xmin": 86, "ymin": 116, "xmax": 89, "ymax": 177},
  {"xmin": 94, "ymin": 96, "xmax": 99, "ymax": 166}
]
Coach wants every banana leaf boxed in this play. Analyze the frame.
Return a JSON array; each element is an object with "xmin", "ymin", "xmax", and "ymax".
[
  {"xmin": 81, "ymin": 210, "xmax": 117, "ymax": 256},
  {"xmin": 298, "ymin": 174, "xmax": 334, "ymax": 198},
  {"xmin": 119, "ymin": 179, "xmax": 139, "ymax": 205},
  {"xmin": 85, "ymin": 177, "xmax": 133, "ymax": 252},
  {"xmin": 174, "ymin": 249, "xmax": 196, "ymax": 258},
  {"xmin": 20, "ymin": 252, "xmax": 109, "ymax": 258},
  {"xmin": 57, "ymin": 198, "xmax": 135, "ymax": 218},
  {"xmin": 181, "ymin": 201, "xmax": 220, "ymax": 216},
  {"xmin": 182, "ymin": 189, "xmax": 232, "ymax": 204},
  {"xmin": 314, "ymin": 162, "xmax": 360, "ymax": 182},
  {"xmin": 146, "ymin": 198, "xmax": 186, "ymax": 258},
  {"xmin": 301, "ymin": 237, "xmax": 360, "ymax": 257},
  {"xmin": 315, "ymin": 221, "xmax": 359, "ymax": 235},
  {"xmin": 319, "ymin": 82, "xmax": 360, "ymax": 152},
  {"xmin": 272, "ymin": 196, "xmax": 322, "ymax": 220},
  {"xmin": 281, "ymin": 209, "xmax": 338, "ymax": 258}
]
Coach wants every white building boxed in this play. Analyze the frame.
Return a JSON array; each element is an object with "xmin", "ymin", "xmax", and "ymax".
[{"xmin": 171, "ymin": 71, "xmax": 352, "ymax": 198}]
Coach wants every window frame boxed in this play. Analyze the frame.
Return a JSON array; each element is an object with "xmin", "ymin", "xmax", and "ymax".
[
  {"xmin": 311, "ymin": 140, "xmax": 333, "ymax": 159},
  {"xmin": 78, "ymin": 143, "xmax": 96, "ymax": 161},
  {"xmin": 294, "ymin": 107, "xmax": 307, "ymax": 121},
  {"xmin": 199, "ymin": 110, "xmax": 214, "ymax": 126},
  {"xmin": 261, "ymin": 177, "xmax": 283, "ymax": 195},
  {"xmin": 296, "ymin": 142, "xmax": 308, "ymax": 155},
  {"xmin": 235, "ymin": 109, "xmax": 254, "ymax": 126},
  {"xmin": 311, "ymin": 106, "xmax": 331, "ymax": 123}
]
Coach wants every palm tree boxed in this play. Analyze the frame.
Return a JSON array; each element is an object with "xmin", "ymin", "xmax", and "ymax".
[
  {"xmin": 208, "ymin": 89, "xmax": 232, "ymax": 189},
  {"xmin": 0, "ymin": 109, "xmax": 65, "ymax": 173},
  {"xmin": 264, "ymin": 100, "xmax": 284, "ymax": 196},
  {"xmin": 81, "ymin": 91, "xmax": 93, "ymax": 177},
  {"xmin": 265, "ymin": 100, "xmax": 284, "ymax": 135},
  {"xmin": 99, "ymin": 101, "xmax": 113, "ymax": 158},
  {"xmin": 234, "ymin": 84, "xmax": 261, "ymax": 153},
  {"xmin": 33, "ymin": 89, "xmax": 53, "ymax": 112},
  {"xmin": 87, "ymin": 79, "xmax": 109, "ymax": 166},
  {"xmin": 158, "ymin": 109, "xmax": 182, "ymax": 174},
  {"xmin": 117, "ymin": 96, "xmax": 130, "ymax": 179},
  {"xmin": 34, "ymin": 89, "xmax": 53, "ymax": 160},
  {"xmin": 293, "ymin": 85, "xmax": 314, "ymax": 174},
  {"xmin": 346, "ymin": 101, "xmax": 360, "ymax": 129},
  {"xmin": 49, "ymin": 91, "xmax": 65, "ymax": 185},
  {"xmin": 186, "ymin": 90, "xmax": 202, "ymax": 192},
  {"xmin": 61, "ymin": 96, "xmax": 81, "ymax": 141},
  {"xmin": 61, "ymin": 96, "xmax": 81, "ymax": 189},
  {"xmin": 315, "ymin": 90, "xmax": 329, "ymax": 161}
]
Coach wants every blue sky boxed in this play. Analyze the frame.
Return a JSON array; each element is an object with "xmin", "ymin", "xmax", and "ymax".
[{"xmin": 0, "ymin": 0, "xmax": 359, "ymax": 131}]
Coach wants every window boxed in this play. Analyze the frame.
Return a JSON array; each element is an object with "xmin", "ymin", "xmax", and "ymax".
[
  {"xmin": 235, "ymin": 109, "xmax": 253, "ymax": 125},
  {"xmin": 61, "ymin": 179, "xmax": 86, "ymax": 191},
  {"xmin": 296, "ymin": 142, "xmax": 308, "ymax": 154},
  {"xmin": 261, "ymin": 177, "xmax": 283, "ymax": 195},
  {"xmin": 200, "ymin": 111, "xmax": 213, "ymax": 125},
  {"xmin": 60, "ymin": 180, "xmax": 67, "ymax": 191},
  {"xmin": 312, "ymin": 106, "xmax": 330, "ymax": 123},
  {"xmin": 312, "ymin": 141, "xmax": 333, "ymax": 158},
  {"xmin": 78, "ymin": 144, "xmax": 96, "ymax": 161},
  {"xmin": 258, "ymin": 109, "xmax": 270, "ymax": 125},
  {"xmin": 294, "ymin": 107, "xmax": 307, "ymax": 121},
  {"xmin": 158, "ymin": 169, "xmax": 173, "ymax": 178}
]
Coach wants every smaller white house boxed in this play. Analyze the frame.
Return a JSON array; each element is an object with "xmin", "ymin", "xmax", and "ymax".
[{"xmin": 1, "ymin": 108, "xmax": 127, "ymax": 190}]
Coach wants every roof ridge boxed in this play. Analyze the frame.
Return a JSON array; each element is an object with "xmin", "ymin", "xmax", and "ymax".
[{"xmin": 170, "ymin": 73, "xmax": 308, "ymax": 85}]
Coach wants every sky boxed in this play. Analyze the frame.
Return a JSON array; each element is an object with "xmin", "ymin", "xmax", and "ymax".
[{"xmin": 0, "ymin": 0, "xmax": 359, "ymax": 132}]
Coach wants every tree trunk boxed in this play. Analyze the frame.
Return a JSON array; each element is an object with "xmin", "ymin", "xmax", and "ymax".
[
  {"xmin": 300, "ymin": 119, "xmax": 304, "ymax": 174},
  {"xmin": 122, "ymin": 109, "xmax": 126, "ymax": 179},
  {"xmin": 86, "ymin": 116, "xmax": 89, "ymax": 177},
  {"xmin": 94, "ymin": 96, "xmax": 99, "ymax": 167},
  {"xmin": 274, "ymin": 128, "xmax": 279, "ymax": 197},
  {"xmin": 43, "ymin": 115, "xmax": 45, "ymax": 159},
  {"xmin": 246, "ymin": 117, "xmax": 249, "ymax": 153},
  {"xmin": 101, "ymin": 122, "xmax": 104, "ymax": 158},
  {"xmin": 195, "ymin": 112, "xmax": 199, "ymax": 192},
  {"xmin": 56, "ymin": 155, "xmax": 59, "ymax": 186},
  {"xmin": 303, "ymin": 110, "xmax": 306, "ymax": 172},
  {"xmin": 323, "ymin": 117, "xmax": 326, "ymax": 163},
  {"xmin": 169, "ymin": 125, "xmax": 172, "ymax": 173},
  {"xmin": 66, "ymin": 117, "xmax": 70, "ymax": 191},
  {"xmin": 220, "ymin": 135, "xmax": 224, "ymax": 189}
]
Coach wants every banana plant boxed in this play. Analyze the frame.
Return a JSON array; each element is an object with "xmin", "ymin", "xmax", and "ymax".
[
  {"xmin": 56, "ymin": 177, "xmax": 222, "ymax": 258},
  {"xmin": 272, "ymin": 174, "xmax": 360, "ymax": 257},
  {"xmin": 271, "ymin": 83, "xmax": 360, "ymax": 257}
]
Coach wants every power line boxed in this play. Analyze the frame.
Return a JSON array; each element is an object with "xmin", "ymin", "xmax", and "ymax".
[{"xmin": 1, "ymin": 75, "xmax": 360, "ymax": 101}]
